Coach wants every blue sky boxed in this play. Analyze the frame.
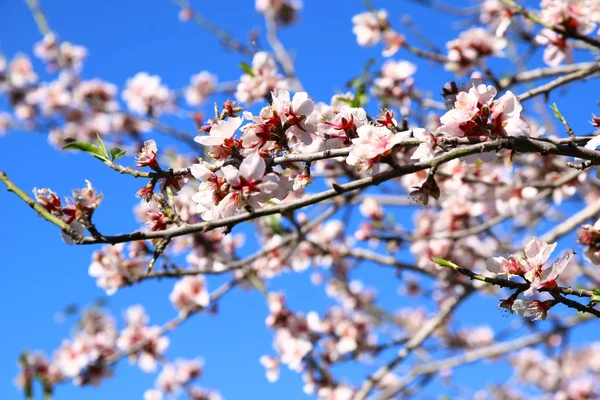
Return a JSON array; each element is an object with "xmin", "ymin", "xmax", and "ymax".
[{"xmin": 0, "ymin": 1, "xmax": 599, "ymax": 399}]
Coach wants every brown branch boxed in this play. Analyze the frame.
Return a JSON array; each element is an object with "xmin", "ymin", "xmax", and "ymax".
[
  {"xmin": 0, "ymin": 172, "xmax": 83, "ymax": 242},
  {"xmin": 353, "ymin": 290, "xmax": 472, "ymax": 400},
  {"xmin": 376, "ymin": 317, "xmax": 587, "ymax": 399}
]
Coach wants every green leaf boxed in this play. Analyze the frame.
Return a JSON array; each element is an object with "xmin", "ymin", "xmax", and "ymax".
[
  {"xmin": 246, "ymin": 272, "xmax": 266, "ymax": 295},
  {"xmin": 550, "ymin": 103, "xmax": 566, "ymax": 123},
  {"xmin": 350, "ymin": 83, "xmax": 368, "ymax": 108},
  {"xmin": 592, "ymin": 288, "xmax": 600, "ymax": 302},
  {"xmin": 239, "ymin": 61, "xmax": 255, "ymax": 77},
  {"xmin": 110, "ymin": 147, "xmax": 127, "ymax": 161},
  {"xmin": 96, "ymin": 134, "xmax": 109, "ymax": 159},
  {"xmin": 62, "ymin": 141, "xmax": 108, "ymax": 161},
  {"xmin": 266, "ymin": 214, "xmax": 282, "ymax": 234},
  {"xmin": 346, "ymin": 77, "xmax": 363, "ymax": 89},
  {"xmin": 430, "ymin": 257, "xmax": 459, "ymax": 269},
  {"xmin": 337, "ymin": 97, "xmax": 353, "ymax": 105}
]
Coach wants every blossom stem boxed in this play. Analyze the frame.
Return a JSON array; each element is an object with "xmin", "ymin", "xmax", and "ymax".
[{"xmin": 0, "ymin": 171, "xmax": 83, "ymax": 243}]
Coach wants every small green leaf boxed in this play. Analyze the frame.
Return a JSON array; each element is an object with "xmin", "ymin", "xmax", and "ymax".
[
  {"xmin": 110, "ymin": 147, "xmax": 127, "ymax": 161},
  {"xmin": 430, "ymin": 257, "xmax": 459, "ymax": 269},
  {"xmin": 246, "ymin": 272, "xmax": 266, "ymax": 295},
  {"xmin": 266, "ymin": 214, "xmax": 282, "ymax": 234},
  {"xmin": 550, "ymin": 103, "xmax": 566, "ymax": 123},
  {"xmin": 62, "ymin": 141, "xmax": 108, "ymax": 161},
  {"xmin": 592, "ymin": 288, "xmax": 600, "ymax": 302},
  {"xmin": 346, "ymin": 77, "xmax": 363, "ymax": 89},
  {"xmin": 96, "ymin": 134, "xmax": 109, "ymax": 159},
  {"xmin": 350, "ymin": 84, "xmax": 368, "ymax": 108},
  {"xmin": 337, "ymin": 97, "xmax": 353, "ymax": 105},
  {"xmin": 239, "ymin": 61, "xmax": 255, "ymax": 77}
]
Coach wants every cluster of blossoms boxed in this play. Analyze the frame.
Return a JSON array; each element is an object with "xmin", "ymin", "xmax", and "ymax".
[
  {"xmin": 235, "ymin": 52, "xmax": 288, "ymax": 104},
  {"xmin": 351, "ymin": 9, "xmax": 405, "ymax": 57},
  {"xmin": 487, "ymin": 237, "xmax": 574, "ymax": 320},
  {"xmin": 509, "ymin": 345, "xmax": 600, "ymax": 398},
  {"xmin": 438, "ymin": 80, "xmax": 530, "ymax": 150},
  {"xmin": 34, "ymin": 33, "xmax": 87, "ymax": 72},
  {"xmin": 445, "ymin": 28, "xmax": 507, "ymax": 74},
  {"xmin": 145, "ymin": 358, "xmax": 221, "ymax": 400},
  {"xmin": 184, "ymin": 71, "xmax": 217, "ymax": 107},
  {"xmin": 122, "ymin": 72, "xmax": 174, "ymax": 116},
  {"xmin": 16, "ymin": 306, "xmax": 218, "ymax": 398},
  {"xmin": 16, "ymin": 308, "xmax": 118, "ymax": 388},
  {"xmin": 0, "ymin": 38, "xmax": 154, "ymax": 146},
  {"xmin": 33, "ymin": 180, "xmax": 102, "ymax": 244},
  {"xmin": 535, "ymin": 0, "xmax": 600, "ymax": 66},
  {"xmin": 479, "ymin": 0, "xmax": 514, "ymax": 37},
  {"xmin": 578, "ymin": 218, "xmax": 600, "ymax": 264},
  {"xmin": 371, "ymin": 60, "xmax": 416, "ymax": 113},
  {"xmin": 12, "ymin": 1, "xmax": 600, "ymax": 399}
]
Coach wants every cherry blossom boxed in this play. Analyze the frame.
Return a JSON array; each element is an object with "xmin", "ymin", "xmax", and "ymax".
[
  {"xmin": 235, "ymin": 52, "xmax": 286, "ymax": 105},
  {"xmin": 346, "ymin": 124, "xmax": 411, "ymax": 172},
  {"xmin": 185, "ymin": 71, "xmax": 217, "ymax": 106},
  {"xmin": 438, "ymin": 82, "xmax": 530, "ymax": 140},
  {"xmin": 535, "ymin": 29, "xmax": 573, "ymax": 67},
  {"xmin": 445, "ymin": 28, "xmax": 506, "ymax": 74},
  {"xmin": 259, "ymin": 355, "xmax": 280, "ymax": 382},
  {"xmin": 194, "ymin": 116, "xmax": 243, "ymax": 149},
  {"xmin": 170, "ymin": 276, "xmax": 210, "ymax": 316},
  {"xmin": 122, "ymin": 72, "xmax": 174, "ymax": 116},
  {"xmin": 410, "ymin": 128, "xmax": 438, "ymax": 161},
  {"xmin": 511, "ymin": 299, "xmax": 555, "ymax": 321},
  {"xmin": 220, "ymin": 152, "xmax": 288, "ymax": 211},
  {"xmin": 351, "ymin": 10, "xmax": 388, "ymax": 46}
]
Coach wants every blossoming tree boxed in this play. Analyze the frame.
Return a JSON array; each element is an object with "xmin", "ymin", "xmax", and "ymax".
[{"xmin": 4, "ymin": 0, "xmax": 600, "ymax": 399}]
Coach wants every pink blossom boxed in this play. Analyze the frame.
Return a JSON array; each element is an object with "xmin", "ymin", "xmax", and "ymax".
[
  {"xmin": 221, "ymin": 153, "xmax": 287, "ymax": 209},
  {"xmin": 194, "ymin": 116, "xmax": 243, "ymax": 147},
  {"xmin": 352, "ymin": 10, "xmax": 388, "ymax": 46},
  {"xmin": 535, "ymin": 29, "xmax": 573, "ymax": 67},
  {"xmin": 33, "ymin": 187, "xmax": 62, "ymax": 214},
  {"xmin": 446, "ymin": 28, "xmax": 506, "ymax": 74},
  {"xmin": 317, "ymin": 385, "xmax": 355, "ymax": 400},
  {"xmin": 318, "ymin": 106, "xmax": 367, "ymax": 143},
  {"xmin": 381, "ymin": 30, "xmax": 405, "ymax": 57},
  {"xmin": 73, "ymin": 79, "xmax": 119, "ymax": 112},
  {"xmin": 185, "ymin": 71, "xmax": 217, "ymax": 106},
  {"xmin": 259, "ymin": 355, "xmax": 280, "ymax": 382},
  {"xmin": 359, "ymin": 197, "xmax": 383, "ymax": 220},
  {"xmin": 136, "ymin": 140, "xmax": 158, "ymax": 168},
  {"xmin": 511, "ymin": 299, "xmax": 554, "ymax": 321},
  {"xmin": 26, "ymin": 80, "xmax": 71, "ymax": 115},
  {"xmin": 410, "ymin": 128, "xmax": 438, "ymax": 161},
  {"xmin": 54, "ymin": 338, "xmax": 92, "ymax": 378},
  {"xmin": 122, "ymin": 72, "xmax": 174, "ymax": 116},
  {"xmin": 438, "ymin": 82, "xmax": 530, "ymax": 140},
  {"xmin": 271, "ymin": 88, "xmax": 315, "ymax": 145},
  {"xmin": 236, "ymin": 52, "xmax": 286, "ymax": 105},
  {"xmin": 346, "ymin": 124, "xmax": 411, "ymax": 172},
  {"xmin": 486, "ymin": 255, "xmax": 522, "ymax": 277},
  {"xmin": 489, "ymin": 91, "xmax": 531, "ymax": 137},
  {"xmin": 157, "ymin": 359, "xmax": 204, "ymax": 393},
  {"xmin": 372, "ymin": 60, "xmax": 416, "ymax": 112},
  {"xmin": 8, "ymin": 54, "xmax": 38, "ymax": 87},
  {"xmin": 170, "ymin": 276, "xmax": 210, "ymax": 315},
  {"xmin": 480, "ymin": 0, "xmax": 513, "ymax": 37},
  {"xmin": 190, "ymin": 163, "xmax": 229, "ymax": 221},
  {"xmin": 144, "ymin": 389, "xmax": 163, "ymax": 400},
  {"xmin": 88, "ymin": 244, "xmax": 146, "ymax": 294}
]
